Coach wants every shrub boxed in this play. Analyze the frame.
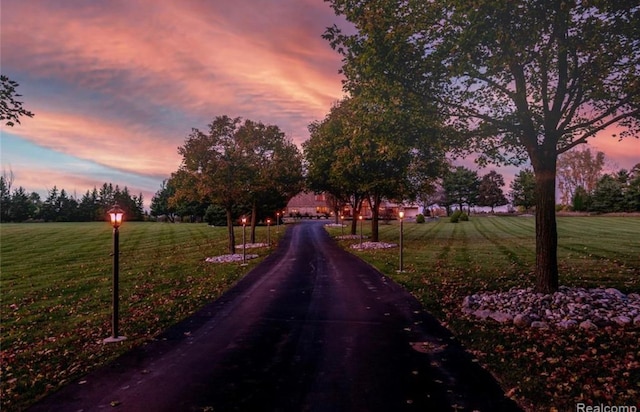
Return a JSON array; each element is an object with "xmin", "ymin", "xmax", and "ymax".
[
  {"xmin": 204, "ymin": 204, "xmax": 226, "ymax": 226},
  {"xmin": 460, "ymin": 212, "xmax": 469, "ymax": 221},
  {"xmin": 450, "ymin": 210, "xmax": 462, "ymax": 223},
  {"xmin": 416, "ymin": 214, "xmax": 425, "ymax": 223}
]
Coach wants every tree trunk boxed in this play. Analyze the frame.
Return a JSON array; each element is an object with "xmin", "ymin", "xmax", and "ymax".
[
  {"xmin": 532, "ymin": 158, "xmax": 559, "ymax": 293},
  {"xmin": 351, "ymin": 212, "xmax": 358, "ymax": 235},
  {"xmin": 226, "ymin": 208, "xmax": 236, "ymax": 254},
  {"xmin": 250, "ymin": 200, "xmax": 257, "ymax": 244},
  {"xmin": 349, "ymin": 196, "xmax": 364, "ymax": 235}
]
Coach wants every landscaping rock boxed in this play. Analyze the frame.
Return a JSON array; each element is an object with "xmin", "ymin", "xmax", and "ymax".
[
  {"xmin": 558, "ymin": 320, "xmax": 578, "ymax": 329},
  {"xmin": 462, "ymin": 286, "xmax": 640, "ymax": 330},
  {"xmin": 513, "ymin": 314, "xmax": 532, "ymax": 327},
  {"xmin": 613, "ymin": 316, "xmax": 632, "ymax": 326},
  {"xmin": 489, "ymin": 312, "xmax": 513, "ymax": 324},
  {"xmin": 531, "ymin": 321, "xmax": 549, "ymax": 329},
  {"xmin": 579, "ymin": 320, "xmax": 598, "ymax": 330}
]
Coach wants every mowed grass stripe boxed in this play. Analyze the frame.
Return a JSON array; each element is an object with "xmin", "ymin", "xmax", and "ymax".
[
  {"xmin": 0, "ymin": 222, "xmax": 278, "ymax": 411},
  {"xmin": 484, "ymin": 218, "xmax": 536, "ymax": 266},
  {"xmin": 329, "ymin": 216, "xmax": 639, "ymax": 411}
]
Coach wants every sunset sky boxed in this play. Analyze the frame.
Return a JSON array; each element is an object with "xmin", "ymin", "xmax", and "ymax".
[{"xmin": 1, "ymin": 0, "xmax": 638, "ymax": 209}]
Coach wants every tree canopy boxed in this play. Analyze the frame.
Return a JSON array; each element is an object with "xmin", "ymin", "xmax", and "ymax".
[
  {"xmin": 325, "ymin": 0, "xmax": 640, "ymax": 292},
  {"xmin": 304, "ymin": 96, "xmax": 444, "ymax": 240},
  {"xmin": 173, "ymin": 116, "xmax": 303, "ymax": 252},
  {"xmin": 477, "ymin": 170, "xmax": 508, "ymax": 213}
]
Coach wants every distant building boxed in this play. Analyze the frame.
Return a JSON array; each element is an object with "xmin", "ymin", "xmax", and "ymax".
[
  {"xmin": 285, "ymin": 192, "xmax": 426, "ymax": 219},
  {"xmin": 285, "ymin": 192, "xmax": 330, "ymax": 217}
]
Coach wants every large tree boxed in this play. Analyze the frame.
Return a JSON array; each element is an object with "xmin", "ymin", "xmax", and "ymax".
[
  {"xmin": 442, "ymin": 166, "xmax": 480, "ymax": 212},
  {"xmin": 326, "ymin": 0, "xmax": 640, "ymax": 292},
  {"xmin": 477, "ymin": 170, "xmax": 508, "ymax": 213},
  {"xmin": 175, "ymin": 116, "xmax": 254, "ymax": 253},
  {"xmin": 175, "ymin": 116, "xmax": 302, "ymax": 252},
  {"xmin": 305, "ymin": 97, "xmax": 442, "ymax": 241},
  {"xmin": 235, "ymin": 120, "xmax": 304, "ymax": 243},
  {"xmin": 305, "ymin": 99, "xmax": 369, "ymax": 235}
]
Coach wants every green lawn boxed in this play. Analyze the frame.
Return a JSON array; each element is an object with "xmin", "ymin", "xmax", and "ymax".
[
  {"xmin": 327, "ymin": 216, "xmax": 640, "ymax": 411},
  {"xmin": 0, "ymin": 222, "xmax": 278, "ymax": 411},
  {"xmin": 2, "ymin": 218, "xmax": 639, "ymax": 411}
]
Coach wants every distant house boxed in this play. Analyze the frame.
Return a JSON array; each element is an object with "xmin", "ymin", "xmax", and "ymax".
[
  {"xmin": 285, "ymin": 192, "xmax": 426, "ymax": 219},
  {"xmin": 285, "ymin": 192, "xmax": 331, "ymax": 217}
]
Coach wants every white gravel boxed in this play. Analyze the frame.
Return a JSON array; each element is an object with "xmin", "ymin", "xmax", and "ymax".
[
  {"xmin": 236, "ymin": 243, "xmax": 269, "ymax": 249},
  {"xmin": 350, "ymin": 241, "xmax": 398, "ymax": 250},
  {"xmin": 205, "ymin": 254, "xmax": 259, "ymax": 263}
]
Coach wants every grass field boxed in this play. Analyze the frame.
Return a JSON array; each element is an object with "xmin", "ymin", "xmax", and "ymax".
[
  {"xmin": 327, "ymin": 216, "xmax": 640, "ymax": 411},
  {"xmin": 2, "ymin": 217, "xmax": 639, "ymax": 411},
  {"xmin": 0, "ymin": 221, "xmax": 279, "ymax": 411}
]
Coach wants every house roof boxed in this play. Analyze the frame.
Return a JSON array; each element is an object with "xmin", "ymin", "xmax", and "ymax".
[{"xmin": 286, "ymin": 192, "xmax": 327, "ymax": 208}]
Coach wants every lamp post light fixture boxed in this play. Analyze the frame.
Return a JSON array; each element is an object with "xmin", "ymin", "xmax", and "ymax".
[
  {"xmin": 359, "ymin": 214, "xmax": 364, "ymax": 249},
  {"xmin": 340, "ymin": 215, "xmax": 344, "ymax": 236},
  {"xmin": 398, "ymin": 209, "xmax": 405, "ymax": 273},
  {"xmin": 276, "ymin": 211, "xmax": 280, "ymax": 235},
  {"xmin": 104, "ymin": 203, "xmax": 126, "ymax": 343},
  {"xmin": 266, "ymin": 218, "xmax": 271, "ymax": 247},
  {"xmin": 241, "ymin": 216, "xmax": 248, "ymax": 266}
]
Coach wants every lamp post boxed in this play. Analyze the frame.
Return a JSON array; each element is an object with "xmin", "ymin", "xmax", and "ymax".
[
  {"xmin": 340, "ymin": 215, "xmax": 344, "ymax": 236},
  {"xmin": 359, "ymin": 214, "xmax": 363, "ymax": 249},
  {"xmin": 241, "ymin": 216, "xmax": 247, "ymax": 266},
  {"xmin": 398, "ymin": 210, "xmax": 405, "ymax": 273},
  {"xmin": 104, "ymin": 203, "xmax": 126, "ymax": 343},
  {"xmin": 266, "ymin": 218, "xmax": 271, "ymax": 247},
  {"xmin": 276, "ymin": 211, "xmax": 280, "ymax": 235}
]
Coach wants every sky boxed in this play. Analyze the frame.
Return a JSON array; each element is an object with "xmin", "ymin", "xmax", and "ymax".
[{"xmin": 1, "ymin": 0, "xmax": 638, "ymax": 210}]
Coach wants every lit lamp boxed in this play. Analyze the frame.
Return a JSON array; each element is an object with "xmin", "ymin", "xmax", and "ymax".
[
  {"xmin": 104, "ymin": 203, "xmax": 126, "ymax": 343},
  {"xmin": 276, "ymin": 211, "xmax": 280, "ymax": 235},
  {"xmin": 340, "ymin": 215, "xmax": 344, "ymax": 236},
  {"xmin": 398, "ymin": 209, "xmax": 405, "ymax": 273},
  {"xmin": 359, "ymin": 214, "xmax": 364, "ymax": 249},
  {"xmin": 241, "ymin": 216, "xmax": 248, "ymax": 265},
  {"xmin": 266, "ymin": 218, "xmax": 272, "ymax": 247}
]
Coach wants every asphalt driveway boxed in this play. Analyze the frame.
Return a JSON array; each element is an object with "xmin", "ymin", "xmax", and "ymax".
[{"xmin": 28, "ymin": 221, "xmax": 521, "ymax": 412}]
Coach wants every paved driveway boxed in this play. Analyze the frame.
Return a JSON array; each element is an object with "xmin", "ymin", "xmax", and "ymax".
[{"xmin": 29, "ymin": 221, "xmax": 520, "ymax": 412}]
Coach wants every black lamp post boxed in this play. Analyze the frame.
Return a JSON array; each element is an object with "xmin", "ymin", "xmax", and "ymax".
[
  {"xmin": 398, "ymin": 210, "xmax": 405, "ymax": 273},
  {"xmin": 340, "ymin": 215, "xmax": 344, "ymax": 236},
  {"xmin": 266, "ymin": 218, "xmax": 271, "ymax": 247},
  {"xmin": 104, "ymin": 203, "xmax": 126, "ymax": 343},
  {"xmin": 359, "ymin": 214, "xmax": 363, "ymax": 249},
  {"xmin": 241, "ymin": 216, "xmax": 247, "ymax": 266}
]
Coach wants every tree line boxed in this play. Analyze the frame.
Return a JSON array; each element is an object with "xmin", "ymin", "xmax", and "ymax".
[
  {"xmin": 0, "ymin": 175, "xmax": 145, "ymax": 223},
  {"xmin": 431, "ymin": 158, "xmax": 640, "ymax": 216}
]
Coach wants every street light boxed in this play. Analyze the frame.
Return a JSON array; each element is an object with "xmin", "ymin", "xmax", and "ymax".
[
  {"xmin": 340, "ymin": 215, "xmax": 344, "ymax": 236},
  {"xmin": 359, "ymin": 214, "xmax": 364, "ymax": 249},
  {"xmin": 276, "ymin": 211, "xmax": 280, "ymax": 235},
  {"xmin": 266, "ymin": 218, "xmax": 271, "ymax": 247},
  {"xmin": 398, "ymin": 209, "xmax": 405, "ymax": 273},
  {"xmin": 104, "ymin": 203, "xmax": 126, "ymax": 343},
  {"xmin": 241, "ymin": 216, "xmax": 248, "ymax": 266}
]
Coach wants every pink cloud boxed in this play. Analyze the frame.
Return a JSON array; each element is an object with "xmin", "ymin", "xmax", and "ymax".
[
  {"xmin": 2, "ymin": 0, "xmax": 344, "ymax": 143},
  {"xmin": 7, "ymin": 110, "xmax": 182, "ymax": 178}
]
